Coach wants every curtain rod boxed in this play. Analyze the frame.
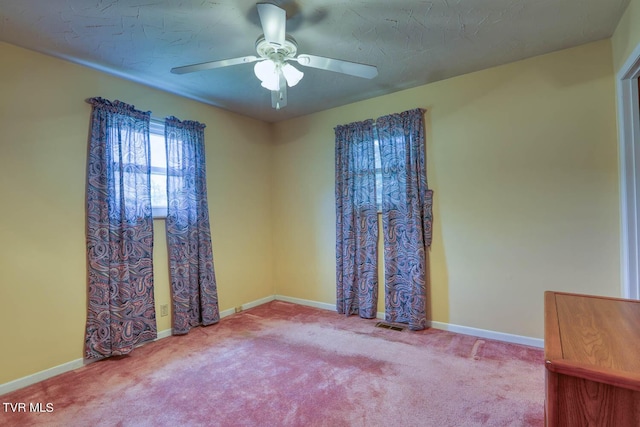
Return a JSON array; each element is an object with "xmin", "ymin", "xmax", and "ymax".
[{"xmin": 85, "ymin": 98, "xmax": 164, "ymax": 123}]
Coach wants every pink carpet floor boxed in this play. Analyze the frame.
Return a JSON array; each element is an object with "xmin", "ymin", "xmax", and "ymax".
[{"xmin": 1, "ymin": 301, "xmax": 544, "ymax": 426}]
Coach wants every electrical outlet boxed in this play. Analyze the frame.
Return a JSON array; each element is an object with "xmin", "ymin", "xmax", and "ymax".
[{"xmin": 160, "ymin": 304, "xmax": 169, "ymax": 317}]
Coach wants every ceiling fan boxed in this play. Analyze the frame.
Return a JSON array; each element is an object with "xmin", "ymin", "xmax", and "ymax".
[{"xmin": 170, "ymin": 2, "xmax": 378, "ymax": 110}]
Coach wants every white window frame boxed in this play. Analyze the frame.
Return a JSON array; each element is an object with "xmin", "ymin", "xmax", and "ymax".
[
  {"xmin": 149, "ymin": 119, "xmax": 168, "ymax": 219},
  {"xmin": 373, "ymin": 128, "xmax": 383, "ymax": 212}
]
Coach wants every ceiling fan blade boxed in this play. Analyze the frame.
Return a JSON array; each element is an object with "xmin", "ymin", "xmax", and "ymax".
[
  {"xmin": 257, "ymin": 2, "xmax": 286, "ymax": 47},
  {"xmin": 272, "ymin": 73, "xmax": 287, "ymax": 110},
  {"xmin": 171, "ymin": 55, "xmax": 259, "ymax": 74},
  {"xmin": 296, "ymin": 54, "xmax": 378, "ymax": 79}
]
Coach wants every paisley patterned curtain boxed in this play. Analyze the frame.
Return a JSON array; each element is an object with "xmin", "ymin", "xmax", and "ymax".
[
  {"xmin": 85, "ymin": 97, "xmax": 157, "ymax": 359},
  {"xmin": 165, "ymin": 116, "xmax": 219, "ymax": 335},
  {"xmin": 335, "ymin": 119, "xmax": 379, "ymax": 318},
  {"xmin": 377, "ymin": 108, "xmax": 433, "ymax": 330}
]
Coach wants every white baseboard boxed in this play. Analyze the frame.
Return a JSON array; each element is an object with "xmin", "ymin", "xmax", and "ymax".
[
  {"xmin": 273, "ymin": 295, "xmax": 543, "ymax": 348},
  {"xmin": 220, "ymin": 295, "xmax": 276, "ymax": 318},
  {"xmin": 157, "ymin": 328, "xmax": 172, "ymax": 339},
  {"xmin": 1, "ymin": 294, "xmax": 542, "ymax": 396},
  {"xmin": 0, "ymin": 328, "xmax": 174, "ymax": 396},
  {"xmin": 274, "ymin": 294, "xmax": 335, "ymax": 311},
  {"xmin": 243, "ymin": 295, "xmax": 277, "ymax": 311},
  {"xmin": 428, "ymin": 320, "xmax": 544, "ymax": 348},
  {"xmin": 0, "ymin": 358, "xmax": 86, "ymax": 396},
  {"xmin": 271, "ymin": 296, "xmax": 544, "ymax": 348},
  {"xmin": 219, "ymin": 306, "xmax": 236, "ymax": 318}
]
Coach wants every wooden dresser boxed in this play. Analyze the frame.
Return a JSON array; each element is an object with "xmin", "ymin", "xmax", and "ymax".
[{"xmin": 544, "ymin": 291, "xmax": 640, "ymax": 426}]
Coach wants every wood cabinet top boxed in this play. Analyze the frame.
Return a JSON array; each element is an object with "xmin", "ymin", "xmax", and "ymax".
[{"xmin": 544, "ymin": 291, "xmax": 640, "ymax": 391}]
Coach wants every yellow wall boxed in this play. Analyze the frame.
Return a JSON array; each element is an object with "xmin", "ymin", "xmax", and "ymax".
[
  {"xmin": 612, "ymin": 0, "xmax": 640, "ymax": 73},
  {"xmin": 0, "ymin": 36, "xmax": 624, "ymax": 386},
  {"xmin": 0, "ymin": 42, "xmax": 274, "ymax": 384},
  {"xmin": 272, "ymin": 39, "xmax": 620, "ymax": 340}
]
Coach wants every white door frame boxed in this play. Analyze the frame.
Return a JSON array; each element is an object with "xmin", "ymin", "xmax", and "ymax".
[{"xmin": 617, "ymin": 41, "xmax": 640, "ymax": 299}]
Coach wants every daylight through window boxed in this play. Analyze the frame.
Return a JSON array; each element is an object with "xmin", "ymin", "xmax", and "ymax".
[
  {"xmin": 149, "ymin": 120, "xmax": 168, "ymax": 218},
  {"xmin": 373, "ymin": 129, "xmax": 382, "ymax": 212}
]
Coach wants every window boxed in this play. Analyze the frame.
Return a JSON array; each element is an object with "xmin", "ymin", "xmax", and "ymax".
[
  {"xmin": 374, "ymin": 130, "xmax": 382, "ymax": 212},
  {"xmin": 149, "ymin": 120, "xmax": 168, "ymax": 218},
  {"xmin": 349, "ymin": 126, "xmax": 383, "ymax": 212}
]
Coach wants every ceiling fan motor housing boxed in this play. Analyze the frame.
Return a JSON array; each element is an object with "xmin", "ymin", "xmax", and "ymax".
[{"xmin": 255, "ymin": 35, "xmax": 298, "ymax": 62}]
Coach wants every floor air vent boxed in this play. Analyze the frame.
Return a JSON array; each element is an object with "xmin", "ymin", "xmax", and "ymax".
[{"xmin": 375, "ymin": 322, "xmax": 406, "ymax": 331}]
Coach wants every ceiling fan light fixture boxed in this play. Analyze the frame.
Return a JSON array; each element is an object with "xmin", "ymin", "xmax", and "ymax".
[
  {"xmin": 254, "ymin": 60, "xmax": 280, "ymax": 91},
  {"xmin": 172, "ymin": 3, "xmax": 377, "ymax": 111},
  {"xmin": 282, "ymin": 63, "xmax": 303, "ymax": 87}
]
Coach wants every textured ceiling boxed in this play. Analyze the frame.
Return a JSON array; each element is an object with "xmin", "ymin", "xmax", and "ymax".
[{"xmin": 0, "ymin": 0, "xmax": 630, "ymax": 122}]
